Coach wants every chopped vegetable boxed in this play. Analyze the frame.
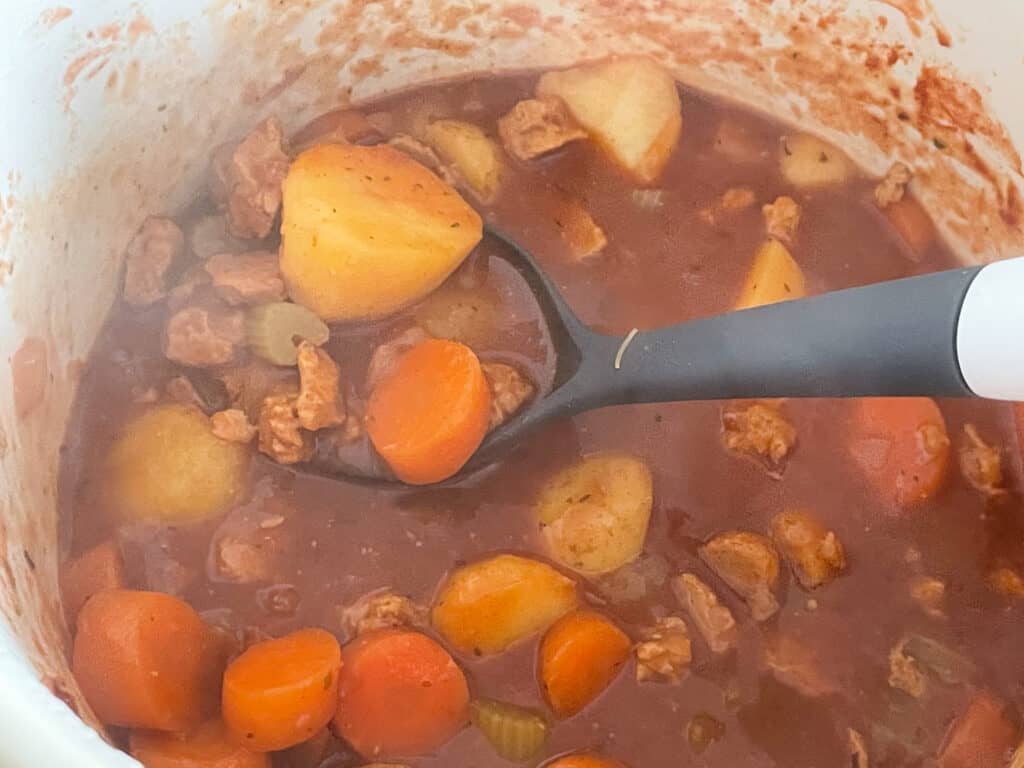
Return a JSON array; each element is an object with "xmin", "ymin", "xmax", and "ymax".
[
  {"xmin": 687, "ymin": 713, "xmax": 725, "ymax": 754},
  {"xmin": 105, "ymin": 404, "xmax": 250, "ymax": 523},
  {"xmin": 540, "ymin": 610, "xmax": 631, "ymax": 717},
  {"xmin": 413, "ymin": 283, "xmax": 502, "ymax": 348},
  {"xmin": 769, "ymin": 509, "xmax": 846, "ymax": 589},
  {"xmin": 735, "ymin": 239, "xmax": 807, "ymax": 310},
  {"xmin": 470, "ymin": 699, "xmax": 549, "ymax": 762},
  {"xmin": 60, "ymin": 540, "xmax": 125, "ymax": 627},
  {"xmin": 432, "ymin": 554, "xmax": 577, "ymax": 655},
  {"xmin": 365, "ymin": 338, "xmax": 492, "ymax": 484},
  {"xmin": 779, "ymin": 133, "xmax": 851, "ymax": 189},
  {"xmin": 129, "ymin": 720, "xmax": 269, "ymax": 768},
  {"xmin": 537, "ymin": 57, "xmax": 682, "ymax": 183},
  {"xmin": 245, "ymin": 302, "xmax": 329, "ymax": 367},
  {"xmin": 334, "ymin": 629, "xmax": 469, "ymax": 758},
  {"xmin": 938, "ymin": 692, "xmax": 1017, "ymax": 768},
  {"xmin": 699, "ymin": 531, "xmax": 780, "ymax": 620},
  {"xmin": 424, "ymin": 119, "xmax": 504, "ymax": 202},
  {"xmin": 72, "ymin": 590, "xmax": 228, "ymax": 731},
  {"xmin": 536, "ymin": 453, "xmax": 654, "ymax": 575},
  {"xmin": 848, "ymin": 397, "xmax": 950, "ymax": 508},
  {"xmin": 553, "ymin": 196, "xmax": 608, "ymax": 261},
  {"xmin": 280, "ymin": 144, "xmax": 482, "ymax": 322},
  {"xmin": 222, "ymin": 628, "xmax": 342, "ymax": 752}
]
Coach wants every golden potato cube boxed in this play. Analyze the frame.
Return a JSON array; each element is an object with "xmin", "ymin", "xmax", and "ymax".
[
  {"xmin": 105, "ymin": 404, "xmax": 250, "ymax": 524},
  {"xmin": 424, "ymin": 120, "xmax": 504, "ymax": 202},
  {"xmin": 280, "ymin": 144, "xmax": 483, "ymax": 322},
  {"xmin": 735, "ymin": 239, "xmax": 807, "ymax": 310},
  {"xmin": 779, "ymin": 134, "xmax": 852, "ymax": 189},
  {"xmin": 537, "ymin": 453, "xmax": 654, "ymax": 575},
  {"xmin": 432, "ymin": 554, "xmax": 577, "ymax": 655},
  {"xmin": 537, "ymin": 57, "xmax": 682, "ymax": 184}
]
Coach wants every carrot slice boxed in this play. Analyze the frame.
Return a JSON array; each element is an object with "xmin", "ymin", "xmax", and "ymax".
[
  {"xmin": 546, "ymin": 754, "xmax": 628, "ymax": 768},
  {"xmin": 129, "ymin": 720, "xmax": 269, "ymax": 768},
  {"xmin": 848, "ymin": 397, "xmax": 950, "ymax": 508},
  {"xmin": 365, "ymin": 338, "xmax": 492, "ymax": 484},
  {"xmin": 60, "ymin": 540, "xmax": 125, "ymax": 627},
  {"xmin": 72, "ymin": 590, "xmax": 229, "ymax": 731},
  {"xmin": 222, "ymin": 628, "xmax": 341, "ymax": 752},
  {"xmin": 333, "ymin": 629, "xmax": 470, "ymax": 758},
  {"xmin": 539, "ymin": 610, "xmax": 631, "ymax": 718}
]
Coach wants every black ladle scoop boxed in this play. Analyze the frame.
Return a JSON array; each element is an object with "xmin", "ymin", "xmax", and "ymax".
[{"xmin": 309, "ymin": 228, "xmax": 1024, "ymax": 485}]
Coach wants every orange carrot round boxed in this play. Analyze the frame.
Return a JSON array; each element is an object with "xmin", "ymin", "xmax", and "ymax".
[
  {"xmin": 333, "ymin": 629, "xmax": 470, "ymax": 758},
  {"xmin": 72, "ymin": 590, "xmax": 228, "ymax": 732},
  {"xmin": 222, "ymin": 628, "xmax": 341, "ymax": 752},
  {"xmin": 365, "ymin": 338, "xmax": 492, "ymax": 484},
  {"xmin": 539, "ymin": 610, "xmax": 630, "ymax": 718},
  {"xmin": 545, "ymin": 754, "xmax": 628, "ymax": 768},
  {"xmin": 848, "ymin": 397, "xmax": 950, "ymax": 508},
  {"xmin": 129, "ymin": 720, "xmax": 269, "ymax": 768}
]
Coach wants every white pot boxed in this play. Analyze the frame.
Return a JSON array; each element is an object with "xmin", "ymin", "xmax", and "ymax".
[{"xmin": 1, "ymin": 1, "xmax": 1022, "ymax": 765}]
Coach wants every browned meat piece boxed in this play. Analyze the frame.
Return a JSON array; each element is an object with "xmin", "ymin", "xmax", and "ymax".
[
  {"xmin": 987, "ymin": 567, "xmax": 1024, "ymax": 598},
  {"xmin": 122, "ymin": 217, "xmax": 184, "ymax": 306},
  {"xmin": 762, "ymin": 633, "xmax": 838, "ymax": 698},
  {"xmin": 635, "ymin": 616, "xmax": 692, "ymax": 683},
  {"xmin": 909, "ymin": 575, "xmax": 947, "ymax": 618},
  {"xmin": 296, "ymin": 341, "xmax": 345, "ymax": 431},
  {"xmin": 769, "ymin": 510, "xmax": 846, "ymax": 589},
  {"xmin": 164, "ymin": 304, "xmax": 245, "ymax": 367},
  {"xmin": 721, "ymin": 187, "xmax": 756, "ymax": 211},
  {"xmin": 167, "ymin": 264, "xmax": 212, "ymax": 311},
  {"xmin": 762, "ymin": 195, "xmax": 802, "ymax": 243},
  {"xmin": 497, "ymin": 97, "xmax": 586, "ymax": 161},
  {"xmin": 849, "ymin": 728, "xmax": 869, "ymax": 768},
  {"xmin": 165, "ymin": 375, "xmax": 203, "ymax": 407},
  {"xmin": 211, "ymin": 408, "xmax": 257, "ymax": 443},
  {"xmin": 258, "ymin": 391, "xmax": 313, "ymax": 465},
  {"xmin": 722, "ymin": 401, "xmax": 797, "ymax": 477},
  {"xmin": 366, "ymin": 326, "xmax": 431, "ymax": 392},
  {"xmin": 553, "ymin": 196, "xmax": 607, "ymax": 261},
  {"xmin": 874, "ymin": 161, "xmax": 913, "ymax": 208},
  {"xmin": 338, "ymin": 590, "xmax": 427, "ymax": 639},
  {"xmin": 213, "ymin": 117, "xmax": 290, "ymax": 239},
  {"xmin": 672, "ymin": 573, "xmax": 738, "ymax": 654},
  {"xmin": 188, "ymin": 214, "xmax": 248, "ymax": 260},
  {"xmin": 219, "ymin": 359, "xmax": 299, "ymax": 421},
  {"xmin": 938, "ymin": 692, "xmax": 1017, "ymax": 768},
  {"xmin": 888, "ymin": 641, "xmax": 927, "ymax": 698},
  {"xmin": 203, "ymin": 251, "xmax": 286, "ymax": 306},
  {"xmin": 700, "ymin": 531, "xmax": 780, "ymax": 620},
  {"xmin": 214, "ymin": 536, "xmax": 274, "ymax": 584},
  {"xmin": 482, "ymin": 362, "xmax": 535, "ymax": 430},
  {"xmin": 958, "ymin": 423, "xmax": 1005, "ymax": 496}
]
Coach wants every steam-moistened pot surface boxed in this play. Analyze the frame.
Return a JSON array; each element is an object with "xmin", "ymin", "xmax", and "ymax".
[{"xmin": 59, "ymin": 63, "xmax": 1024, "ymax": 767}]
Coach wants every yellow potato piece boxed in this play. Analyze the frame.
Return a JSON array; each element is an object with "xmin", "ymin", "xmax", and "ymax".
[
  {"xmin": 280, "ymin": 144, "xmax": 483, "ymax": 322},
  {"xmin": 105, "ymin": 404, "xmax": 250, "ymax": 524},
  {"xmin": 779, "ymin": 134, "xmax": 852, "ymax": 189},
  {"xmin": 425, "ymin": 120, "xmax": 504, "ymax": 202},
  {"xmin": 432, "ymin": 554, "xmax": 577, "ymax": 655},
  {"xmin": 537, "ymin": 57, "xmax": 682, "ymax": 184},
  {"xmin": 537, "ymin": 453, "xmax": 654, "ymax": 575},
  {"xmin": 735, "ymin": 239, "xmax": 807, "ymax": 310}
]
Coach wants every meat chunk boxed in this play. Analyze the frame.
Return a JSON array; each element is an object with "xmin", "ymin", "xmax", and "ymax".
[
  {"xmin": 769, "ymin": 510, "xmax": 846, "ymax": 589},
  {"xmin": 296, "ymin": 341, "xmax": 345, "ymax": 431},
  {"xmin": 553, "ymin": 196, "xmax": 607, "ymax": 261},
  {"xmin": 888, "ymin": 641, "xmax": 927, "ymax": 698},
  {"xmin": 213, "ymin": 117, "xmax": 290, "ymax": 239},
  {"xmin": 939, "ymin": 692, "xmax": 1017, "ymax": 768},
  {"xmin": 167, "ymin": 264, "xmax": 212, "ymax": 311},
  {"xmin": 203, "ymin": 251, "xmax": 286, "ymax": 306},
  {"xmin": 164, "ymin": 304, "xmax": 246, "ymax": 367},
  {"xmin": 214, "ymin": 536, "xmax": 274, "ymax": 584},
  {"xmin": 219, "ymin": 359, "xmax": 299, "ymax": 422},
  {"xmin": 958, "ymin": 423, "xmax": 1004, "ymax": 496},
  {"xmin": 338, "ymin": 590, "xmax": 426, "ymax": 639},
  {"xmin": 211, "ymin": 408, "xmax": 257, "ymax": 443},
  {"xmin": 366, "ymin": 326, "xmax": 431, "ymax": 391},
  {"xmin": 762, "ymin": 632, "xmax": 838, "ymax": 698},
  {"xmin": 187, "ymin": 214, "xmax": 248, "ymax": 260},
  {"xmin": 874, "ymin": 161, "xmax": 913, "ymax": 209},
  {"xmin": 635, "ymin": 616, "xmax": 692, "ymax": 683},
  {"xmin": 849, "ymin": 728, "xmax": 869, "ymax": 768},
  {"xmin": 909, "ymin": 575, "xmax": 947, "ymax": 618},
  {"xmin": 672, "ymin": 573, "xmax": 738, "ymax": 654},
  {"xmin": 722, "ymin": 401, "xmax": 796, "ymax": 477},
  {"xmin": 122, "ymin": 217, "xmax": 184, "ymax": 306},
  {"xmin": 497, "ymin": 97, "xmax": 586, "ymax": 161},
  {"xmin": 257, "ymin": 391, "xmax": 313, "ymax": 465},
  {"xmin": 700, "ymin": 531, "xmax": 780, "ymax": 621},
  {"xmin": 482, "ymin": 362, "xmax": 535, "ymax": 430},
  {"xmin": 762, "ymin": 195, "xmax": 802, "ymax": 243}
]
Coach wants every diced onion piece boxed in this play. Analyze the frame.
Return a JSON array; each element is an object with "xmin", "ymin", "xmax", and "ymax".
[
  {"xmin": 470, "ymin": 699, "xmax": 549, "ymax": 762},
  {"xmin": 246, "ymin": 302, "xmax": 329, "ymax": 366}
]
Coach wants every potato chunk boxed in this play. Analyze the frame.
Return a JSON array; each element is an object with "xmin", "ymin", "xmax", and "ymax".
[
  {"xmin": 413, "ymin": 283, "xmax": 501, "ymax": 348},
  {"xmin": 735, "ymin": 239, "xmax": 807, "ymax": 310},
  {"xmin": 699, "ymin": 531, "xmax": 780, "ymax": 620},
  {"xmin": 537, "ymin": 453, "xmax": 654, "ymax": 575},
  {"xmin": 424, "ymin": 120, "xmax": 504, "ymax": 202},
  {"xmin": 432, "ymin": 554, "xmax": 577, "ymax": 655},
  {"xmin": 537, "ymin": 57, "xmax": 682, "ymax": 183},
  {"xmin": 280, "ymin": 144, "xmax": 482, "ymax": 322},
  {"xmin": 105, "ymin": 404, "xmax": 250, "ymax": 524},
  {"xmin": 779, "ymin": 133, "xmax": 852, "ymax": 189},
  {"xmin": 769, "ymin": 510, "xmax": 846, "ymax": 589}
]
